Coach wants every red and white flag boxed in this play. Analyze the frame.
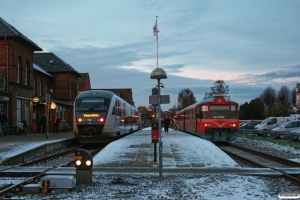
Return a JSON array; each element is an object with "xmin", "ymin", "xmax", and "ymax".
[{"xmin": 153, "ymin": 18, "xmax": 158, "ymax": 36}]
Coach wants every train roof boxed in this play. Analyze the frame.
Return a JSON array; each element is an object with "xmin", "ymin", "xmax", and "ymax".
[
  {"xmin": 76, "ymin": 89, "xmax": 137, "ymax": 108},
  {"xmin": 177, "ymin": 96, "xmax": 238, "ymax": 113},
  {"xmin": 76, "ymin": 90, "xmax": 115, "ymax": 99}
]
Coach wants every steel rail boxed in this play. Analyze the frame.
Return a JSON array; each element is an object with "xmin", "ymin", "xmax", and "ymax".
[
  {"xmin": 0, "ymin": 145, "xmax": 106, "ymax": 197},
  {"xmin": 221, "ymin": 145, "xmax": 300, "ymax": 187},
  {"xmin": 229, "ymin": 143, "xmax": 300, "ymax": 167}
]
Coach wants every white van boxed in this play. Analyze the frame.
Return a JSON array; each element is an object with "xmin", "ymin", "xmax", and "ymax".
[{"xmin": 254, "ymin": 116, "xmax": 298, "ymax": 134}]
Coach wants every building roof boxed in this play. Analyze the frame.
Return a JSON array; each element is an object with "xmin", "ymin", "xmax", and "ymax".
[
  {"xmin": 0, "ymin": 17, "xmax": 42, "ymax": 51},
  {"xmin": 33, "ymin": 63, "xmax": 53, "ymax": 78},
  {"xmin": 137, "ymin": 106, "xmax": 148, "ymax": 112},
  {"xmin": 34, "ymin": 52, "xmax": 81, "ymax": 77}
]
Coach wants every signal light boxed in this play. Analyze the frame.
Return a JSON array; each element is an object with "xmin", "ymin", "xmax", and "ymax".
[{"xmin": 74, "ymin": 149, "xmax": 93, "ymax": 170}]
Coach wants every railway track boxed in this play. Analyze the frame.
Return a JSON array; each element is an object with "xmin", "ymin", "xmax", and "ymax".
[
  {"xmin": 220, "ymin": 143, "xmax": 300, "ymax": 186},
  {"xmin": 0, "ymin": 145, "xmax": 106, "ymax": 198}
]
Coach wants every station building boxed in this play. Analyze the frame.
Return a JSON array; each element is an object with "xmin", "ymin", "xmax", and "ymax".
[{"xmin": 0, "ymin": 17, "xmax": 91, "ymax": 134}]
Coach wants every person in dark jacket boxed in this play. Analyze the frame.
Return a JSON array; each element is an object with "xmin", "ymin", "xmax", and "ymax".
[
  {"xmin": 39, "ymin": 113, "xmax": 47, "ymax": 133},
  {"xmin": 163, "ymin": 117, "xmax": 171, "ymax": 133},
  {"xmin": 0, "ymin": 111, "xmax": 8, "ymax": 136},
  {"xmin": 53, "ymin": 115, "xmax": 61, "ymax": 134}
]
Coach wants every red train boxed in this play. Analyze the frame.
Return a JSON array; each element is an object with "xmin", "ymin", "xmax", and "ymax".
[{"xmin": 176, "ymin": 94, "xmax": 239, "ymax": 142}]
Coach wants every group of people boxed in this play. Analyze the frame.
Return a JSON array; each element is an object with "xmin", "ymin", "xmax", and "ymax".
[
  {"xmin": 39, "ymin": 114, "xmax": 61, "ymax": 134},
  {"xmin": 0, "ymin": 111, "xmax": 62, "ymax": 135}
]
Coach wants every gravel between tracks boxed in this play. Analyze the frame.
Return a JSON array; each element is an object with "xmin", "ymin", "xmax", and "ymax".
[{"xmin": 15, "ymin": 137, "xmax": 300, "ymax": 199}]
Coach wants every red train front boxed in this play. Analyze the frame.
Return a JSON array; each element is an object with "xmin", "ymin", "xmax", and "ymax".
[{"xmin": 176, "ymin": 94, "xmax": 239, "ymax": 142}]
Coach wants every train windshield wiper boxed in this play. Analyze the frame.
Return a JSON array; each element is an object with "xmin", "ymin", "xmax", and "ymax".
[{"xmin": 89, "ymin": 103, "xmax": 100, "ymax": 110}]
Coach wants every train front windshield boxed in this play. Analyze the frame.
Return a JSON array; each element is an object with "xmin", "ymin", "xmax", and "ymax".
[
  {"xmin": 75, "ymin": 97, "xmax": 110, "ymax": 111},
  {"xmin": 199, "ymin": 105, "xmax": 238, "ymax": 119},
  {"xmin": 210, "ymin": 105, "xmax": 230, "ymax": 118}
]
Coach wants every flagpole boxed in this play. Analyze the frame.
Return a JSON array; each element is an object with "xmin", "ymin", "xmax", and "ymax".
[{"xmin": 156, "ymin": 16, "xmax": 158, "ymax": 68}]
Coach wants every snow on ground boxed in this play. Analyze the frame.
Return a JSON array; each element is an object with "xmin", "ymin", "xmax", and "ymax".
[
  {"xmin": 9, "ymin": 173, "xmax": 296, "ymax": 200},
  {"xmin": 0, "ymin": 139, "xmax": 70, "ymax": 163},
  {"xmin": 93, "ymin": 127, "xmax": 238, "ymax": 168},
  {"xmin": 2, "ymin": 129, "xmax": 300, "ymax": 199}
]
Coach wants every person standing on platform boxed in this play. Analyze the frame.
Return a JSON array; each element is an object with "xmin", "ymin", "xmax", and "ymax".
[
  {"xmin": 53, "ymin": 114, "xmax": 61, "ymax": 134},
  {"xmin": 39, "ymin": 113, "xmax": 47, "ymax": 133},
  {"xmin": 0, "ymin": 111, "xmax": 8, "ymax": 136},
  {"xmin": 164, "ymin": 117, "xmax": 170, "ymax": 133}
]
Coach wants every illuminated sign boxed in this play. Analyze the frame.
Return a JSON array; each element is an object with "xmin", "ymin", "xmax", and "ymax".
[{"xmin": 84, "ymin": 114, "xmax": 99, "ymax": 117}]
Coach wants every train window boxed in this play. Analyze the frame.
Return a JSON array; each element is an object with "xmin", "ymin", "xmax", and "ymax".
[
  {"xmin": 210, "ymin": 105, "xmax": 230, "ymax": 119},
  {"xmin": 231, "ymin": 105, "xmax": 238, "ymax": 119},
  {"xmin": 198, "ymin": 105, "xmax": 208, "ymax": 119},
  {"xmin": 76, "ymin": 98, "xmax": 110, "ymax": 111},
  {"xmin": 112, "ymin": 100, "xmax": 121, "ymax": 115}
]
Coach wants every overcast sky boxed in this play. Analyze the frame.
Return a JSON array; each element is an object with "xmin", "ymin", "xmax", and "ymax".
[{"xmin": 1, "ymin": 0, "xmax": 299, "ymax": 110}]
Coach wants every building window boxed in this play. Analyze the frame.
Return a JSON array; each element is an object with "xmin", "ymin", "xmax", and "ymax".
[
  {"xmin": 17, "ymin": 57, "xmax": 21, "ymax": 83},
  {"xmin": 17, "ymin": 99, "xmax": 22, "ymax": 122},
  {"xmin": 24, "ymin": 62, "xmax": 28, "ymax": 85},
  {"xmin": 33, "ymin": 78, "xmax": 36, "ymax": 95},
  {"xmin": 39, "ymin": 80, "xmax": 42, "ymax": 96},
  {"xmin": 24, "ymin": 100, "xmax": 29, "ymax": 124},
  {"xmin": 63, "ymin": 107, "xmax": 67, "ymax": 121}
]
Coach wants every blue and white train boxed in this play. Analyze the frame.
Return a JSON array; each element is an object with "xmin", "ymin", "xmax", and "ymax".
[{"xmin": 73, "ymin": 90, "xmax": 140, "ymax": 143}]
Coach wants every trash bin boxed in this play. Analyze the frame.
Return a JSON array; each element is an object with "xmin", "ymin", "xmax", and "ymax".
[{"xmin": 33, "ymin": 122, "xmax": 37, "ymax": 133}]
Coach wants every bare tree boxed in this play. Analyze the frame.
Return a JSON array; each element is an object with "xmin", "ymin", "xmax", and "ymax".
[
  {"xmin": 277, "ymin": 86, "xmax": 290, "ymax": 116},
  {"xmin": 204, "ymin": 80, "xmax": 229, "ymax": 99},
  {"xmin": 291, "ymin": 88, "xmax": 296, "ymax": 106},
  {"xmin": 260, "ymin": 86, "xmax": 276, "ymax": 117},
  {"xmin": 177, "ymin": 88, "xmax": 197, "ymax": 110}
]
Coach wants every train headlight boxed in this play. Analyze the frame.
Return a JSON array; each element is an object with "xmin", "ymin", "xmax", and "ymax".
[
  {"xmin": 204, "ymin": 124, "xmax": 211, "ymax": 127},
  {"xmin": 97, "ymin": 117, "xmax": 104, "ymax": 122},
  {"xmin": 74, "ymin": 149, "xmax": 93, "ymax": 170},
  {"xmin": 78, "ymin": 118, "xmax": 83, "ymax": 123}
]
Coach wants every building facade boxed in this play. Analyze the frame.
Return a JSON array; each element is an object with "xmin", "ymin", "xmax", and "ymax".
[{"xmin": 0, "ymin": 17, "xmax": 91, "ymax": 134}]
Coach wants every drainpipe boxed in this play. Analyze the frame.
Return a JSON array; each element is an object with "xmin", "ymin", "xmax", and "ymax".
[
  {"xmin": 5, "ymin": 36, "xmax": 9, "ymax": 132},
  {"xmin": 5, "ymin": 36, "xmax": 8, "ymax": 92}
]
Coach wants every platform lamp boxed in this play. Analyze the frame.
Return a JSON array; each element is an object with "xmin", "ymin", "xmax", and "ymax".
[{"xmin": 150, "ymin": 68, "xmax": 167, "ymax": 179}]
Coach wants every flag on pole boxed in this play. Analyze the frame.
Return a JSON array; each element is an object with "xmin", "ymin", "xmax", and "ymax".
[{"xmin": 153, "ymin": 17, "xmax": 158, "ymax": 36}]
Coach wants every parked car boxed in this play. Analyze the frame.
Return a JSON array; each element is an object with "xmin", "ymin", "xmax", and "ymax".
[
  {"xmin": 290, "ymin": 128, "xmax": 300, "ymax": 142},
  {"xmin": 239, "ymin": 121, "xmax": 249, "ymax": 127},
  {"xmin": 240, "ymin": 121, "xmax": 261, "ymax": 133},
  {"xmin": 271, "ymin": 120, "xmax": 300, "ymax": 139}
]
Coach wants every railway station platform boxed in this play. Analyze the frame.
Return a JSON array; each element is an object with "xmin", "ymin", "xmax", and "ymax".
[
  {"xmin": 92, "ymin": 127, "xmax": 240, "ymax": 171},
  {"xmin": 0, "ymin": 131, "xmax": 74, "ymax": 164}
]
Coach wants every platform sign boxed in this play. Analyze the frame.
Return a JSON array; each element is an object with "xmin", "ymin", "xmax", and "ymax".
[{"xmin": 149, "ymin": 95, "xmax": 170, "ymax": 104}]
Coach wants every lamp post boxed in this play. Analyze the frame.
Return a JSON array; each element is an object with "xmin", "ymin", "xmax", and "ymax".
[{"xmin": 150, "ymin": 68, "xmax": 167, "ymax": 179}]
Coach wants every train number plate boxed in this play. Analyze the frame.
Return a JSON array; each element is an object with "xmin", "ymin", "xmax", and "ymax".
[{"xmin": 74, "ymin": 156, "xmax": 82, "ymax": 160}]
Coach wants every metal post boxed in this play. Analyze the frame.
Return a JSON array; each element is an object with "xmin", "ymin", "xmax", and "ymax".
[
  {"xmin": 154, "ymin": 143, "xmax": 157, "ymax": 162},
  {"xmin": 46, "ymin": 94, "xmax": 50, "ymax": 139},
  {"xmin": 157, "ymin": 79, "xmax": 162, "ymax": 178}
]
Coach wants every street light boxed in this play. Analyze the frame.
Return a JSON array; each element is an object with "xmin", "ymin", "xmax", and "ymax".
[
  {"xmin": 150, "ymin": 67, "xmax": 167, "ymax": 179},
  {"xmin": 156, "ymin": 82, "xmax": 164, "ymax": 89}
]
